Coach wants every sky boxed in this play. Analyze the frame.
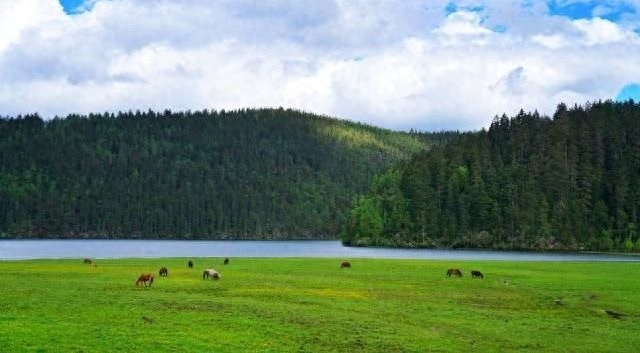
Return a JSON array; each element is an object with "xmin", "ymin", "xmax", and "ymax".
[{"xmin": 0, "ymin": 1, "xmax": 639, "ymax": 131}]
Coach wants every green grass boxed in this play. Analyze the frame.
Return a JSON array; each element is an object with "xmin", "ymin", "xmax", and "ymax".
[{"xmin": 0, "ymin": 258, "xmax": 638, "ymax": 352}]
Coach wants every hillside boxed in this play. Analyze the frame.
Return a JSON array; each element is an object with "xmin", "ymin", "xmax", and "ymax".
[
  {"xmin": 343, "ymin": 100, "xmax": 640, "ymax": 251},
  {"xmin": 0, "ymin": 108, "xmax": 447, "ymax": 239}
]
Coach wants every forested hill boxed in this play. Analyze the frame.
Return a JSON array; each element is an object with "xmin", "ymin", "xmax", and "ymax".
[
  {"xmin": 0, "ymin": 108, "xmax": 446, "ymax": 239},
  {"xmin": 343, "ymin": 101, "xmax": 640, "ymax": 251}
]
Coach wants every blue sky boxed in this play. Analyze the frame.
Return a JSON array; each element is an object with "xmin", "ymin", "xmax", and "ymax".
[
  {"xmin": 617, "ymin": 84, "xmax": 640, "ymax": 102},
  {"xmin": 547, "ymin": 0, "xmax": 636, "ymax": 21},
  {"xmin": 59, "ymin": 0, "xmax": 88, "ymax": 14},
  {"xmin": 60, "ymin": 0, "xmax": 640, "ymax": 21},
  {"xmin": 0, "ymin": 0, "xmax": 637, "ymax": 131}
]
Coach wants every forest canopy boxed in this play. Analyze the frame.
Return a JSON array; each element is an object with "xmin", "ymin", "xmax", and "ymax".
[
  {"xmin": 0, "ymin": 108, "xmax": 445, "ymax": 239},
  {"xmin": 342, "ymin": 100, "xmax": 640, "ymax": 251},
  {"xmin": 5, "ymin": 101, "xmax": 638, "ymax": 251}
]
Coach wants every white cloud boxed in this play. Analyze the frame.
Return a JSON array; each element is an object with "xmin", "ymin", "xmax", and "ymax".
[
  {"xmin": 573, "ymin": 17, "xmax": 636, "ymax": 45},
  {"xmin": 0, "ymin": 0, "xmax": 66, "ymax": 53},
  {"xmin": 532, "ymin": 16, "xmax": 638, "ymax": 48},
  {"xmin": 0, "ymin": 0, "xmax": 640, "ymax": 131},
  {"xmin": 433, "ymin": 11, "xmax": 492, "ymax": 39},
  {"xmin": 532, "ymin": 33, "xmax": 569, "ymax": 49}
]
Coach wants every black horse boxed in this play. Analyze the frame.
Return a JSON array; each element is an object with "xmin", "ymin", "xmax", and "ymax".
[
  {"xmin": 471, "ymin": 270, "xmax": 484, "ymax": 279},
  {"xmin": 159, "ymin": 267, "xmax": 168, "ymax": 277},
  {"xmin": 223, "ymin": 258, "xmax": 229, "ymax": 265},
  {"xmin": 188, "ymin": 260, "xmax": 193, "ymax": 269}
]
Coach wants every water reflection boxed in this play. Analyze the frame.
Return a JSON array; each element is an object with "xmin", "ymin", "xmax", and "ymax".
[{"xmin": 0, "ymin": 240, "xmax": 639, "ymax": 261}]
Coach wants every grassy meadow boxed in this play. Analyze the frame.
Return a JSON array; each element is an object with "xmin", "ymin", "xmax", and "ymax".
[{"xmin": 0, "ymin": 258, "xmax": 638, "ymax": 352}]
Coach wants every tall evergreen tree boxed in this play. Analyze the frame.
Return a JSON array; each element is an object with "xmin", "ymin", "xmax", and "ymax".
[
  {"xmin": 0, "ymin": 108, "xmax": 448, "ymax": 239},
  {"xmin": 343, "ymin": 100, "xmax": 640, "ymax": 251}
]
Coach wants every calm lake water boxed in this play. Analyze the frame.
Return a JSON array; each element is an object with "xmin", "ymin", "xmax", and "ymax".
[{"xmin": 1, "ymin": 240, "xmax": 639, "ymax": 261}]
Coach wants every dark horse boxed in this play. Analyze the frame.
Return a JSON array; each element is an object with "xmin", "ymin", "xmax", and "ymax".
[
  {"xmin": 341, "ymin": 261, "xmax": 351, "ymax": 269},
  {"xmin": 188, "ymin": 260, "xmax": 193, "ymax": 268},
  {"xmin": 471, "ymin": 270, "xmax": 484, "ymax": 279},
  {"xmin": 83, "ymin": 258, "xmax": 93, "ymax": 264},
  {"xmin": 159, "ymin": 267, "xmax": 168, "ymax": 277},
  {"xmin": 135, "ymin": 274, "xmax": 154, "ymax": 287},
  {"xmin": 223, "ymin": 258, "xmax": 229, "ymax": 265},
  {"xmin": 447, "ymin": 268, "xmax": 463, "ymax": 277}
]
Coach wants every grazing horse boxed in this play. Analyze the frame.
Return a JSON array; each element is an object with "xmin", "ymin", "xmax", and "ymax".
[
  {"xmin": 188, "ymin": 260, "xmax": 193, "ymax": 269},
  {"xmin": 447, "ymin": 268, "xmax": 463, "ymax": 277},
  {"xmin": 471, "ymin": 270, "xmax": 484, "ymax": 279},
  {"xmin": 159, "ymin": 267, "xmax": 168, "ymax": 277},
  {"xmin": 83, "ymin": 258, "xmax": 93, "ymax": 264},
  {"xmin": 135, "ymin": 274, "xmax": 154, "ymax": 287},
  {"xmin": 223, "ymin": 258, "xmax": 229, "ymax": 265},
  {"xmin": 341, "ymin": 261, "xmax": 351, "ymax": 269},
  {"xmin": 202, "ymin": 269, "xmax": 221, "ymax": 280}
]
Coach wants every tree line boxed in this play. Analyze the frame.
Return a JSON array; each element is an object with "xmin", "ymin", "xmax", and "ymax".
[
  {"xmin": 0, "ymin": 108, "xmax": 447, "ymax": 239},
  {"xmin": 343, "ymin": 100, "xmax": 640, "ymax": 251}
]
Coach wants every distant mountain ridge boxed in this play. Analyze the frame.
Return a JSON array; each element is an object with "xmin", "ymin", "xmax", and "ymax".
[
  {"xmin": 343, "ymin": 101, "xmax": 640, "ymax": 251},
  {"xmin": 0, "ymin": 108, "xmax": 447, "ymax": 239}
]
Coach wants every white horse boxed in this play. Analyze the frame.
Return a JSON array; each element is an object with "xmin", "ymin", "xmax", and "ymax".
[{"xmin": 202, "ymin": 269, "xmax": 221, "ymax": 280}]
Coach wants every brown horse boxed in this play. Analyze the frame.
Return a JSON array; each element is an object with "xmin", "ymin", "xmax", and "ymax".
[
  {"xmin": 202, "ymin": 269, "xmax": 221, "ymax": 280},
  {"xmin": 223, "ymin": 258, "xmax": 229, "ymax": 265},
  {"xmin": 447, "ymin": 268, "xmax": 463, "ymax": 277},
  {"xmin": 471, "ymin": 270, "xmax": 484, "ymax": 279},
  {"xmin": 341, "ymin": 261, "xmax": 351, "ymax": 269},
  {"xmin": 135, "ymin": 274, "xmax": 154, "ymax": 287},
  {"xmin": 159, "ymin": 267, "xmax": 168, "ymax": 277}
]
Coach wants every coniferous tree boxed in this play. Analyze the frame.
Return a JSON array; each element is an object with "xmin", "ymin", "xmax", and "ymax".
[
  {"xmin": 343, "ymin": 100, "xmax": 640, "ymax": 251},
  {"xmin": 0, "ymin": 108, "xmax": 448, "ymax": 239}
]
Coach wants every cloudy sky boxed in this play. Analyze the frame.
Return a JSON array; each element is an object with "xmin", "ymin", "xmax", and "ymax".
[{"xmin": 1, "ymin": 0, "xmax": 639, "ymax": 131}]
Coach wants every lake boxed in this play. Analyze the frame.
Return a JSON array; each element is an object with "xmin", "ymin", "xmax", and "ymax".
[{"xmin": 1, "ymin": 240, "xmax": 639, "ymax": 261}]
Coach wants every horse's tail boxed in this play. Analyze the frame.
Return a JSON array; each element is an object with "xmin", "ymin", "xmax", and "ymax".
[
  {"xmin": 202, "ymin": 271, "xmax": 207, "ymax": 279},
  {"xmin": 135, "ymin": 279, "xmax": 140, "ymax": 286},
  {"xmin": 149, "ymin": 276, "xmax": 154, "ymax": 287}
]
